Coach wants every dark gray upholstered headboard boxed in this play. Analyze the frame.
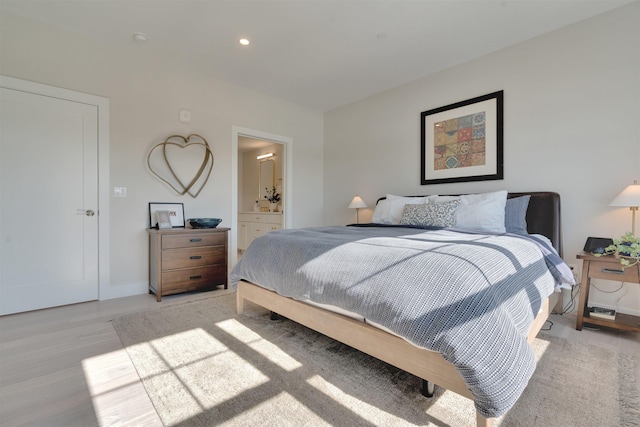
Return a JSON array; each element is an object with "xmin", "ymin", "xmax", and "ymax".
[
  {"xmin": 508, "ymin": 192, "xmax": 562, "ymax": 257},
  {"xmin": 376, "ymin": 192, "xmax": 562, "ymax": 257}
]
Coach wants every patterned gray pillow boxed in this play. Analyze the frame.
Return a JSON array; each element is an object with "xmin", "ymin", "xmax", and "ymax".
[
  {"xmin": 400, "ymin": 200, "xmax": 460, "ymax": 227},
  {"xmin": 505, "ymin": 195, "xmax": 530, "ymax": 234}
]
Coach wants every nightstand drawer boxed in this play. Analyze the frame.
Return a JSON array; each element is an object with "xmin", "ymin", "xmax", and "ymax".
[
  {"xmin": 588, "ymin": 260, "xmax": 639, "ymax": 282},
  {"xmin": 161, "ymin": 265, "xmax": 227, "ymax": 292},
  {"xmin": 162, "ymin": 246, "xmax": 226, "ymax": 270},
  {"xmin": 162, "ymin": 232, "xmax": 226, "ymax": 249}
]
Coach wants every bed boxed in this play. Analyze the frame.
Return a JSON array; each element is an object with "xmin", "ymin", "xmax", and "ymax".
[{"xmin": 231, "ymin": 191, "xmax": 574, "ymax": 427}]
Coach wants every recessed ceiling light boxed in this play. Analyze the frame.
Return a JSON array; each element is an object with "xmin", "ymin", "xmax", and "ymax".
[
  {"xmin": 133, "ymin": 33, "xmax": 149, "ymax": 42},
  {"xmin": 239, "ymin": 38, "xmax": 250, "ymax": 46}
]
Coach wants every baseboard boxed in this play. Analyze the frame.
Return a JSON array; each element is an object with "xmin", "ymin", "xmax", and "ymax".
[{"xmin": 99, "ymin": 282, "xmax": 148, "ymax": 301}]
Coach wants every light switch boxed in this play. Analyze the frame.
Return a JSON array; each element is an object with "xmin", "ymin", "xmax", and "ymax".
[{"xmin": 114, "ymin": 187, "xmax": 127, "ymax": 197}]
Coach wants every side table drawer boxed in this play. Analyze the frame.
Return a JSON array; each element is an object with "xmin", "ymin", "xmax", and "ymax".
[
  {"xmin": 588, "ymin": 261, "xmax": 639, "ymax": 282},
  {"xmin": 265, "ymin": 224, "xmax": 282, "ymax": 232},
  {"xmin": 162, "ymin": 232, "xmax": 226, "ymax": 249},
  {"xmin": 264, "ymin": 215, "xmax": 283, "ymax": 225},
  {"xmin": 239, "ymin": 213, "xmax": 264, "ymax": 222},
  {"xmin": 162, "ymin": 246, "xmax": 226, "ymax": 271},
  {"xmin": 161, "ymin": 265, "xmax": 227, "ymax": 292}
]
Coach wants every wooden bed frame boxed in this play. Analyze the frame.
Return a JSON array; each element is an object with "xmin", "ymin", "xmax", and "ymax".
[{"xmin": 236, "ymin": 191, "xmax": 564, "ymax": 427}]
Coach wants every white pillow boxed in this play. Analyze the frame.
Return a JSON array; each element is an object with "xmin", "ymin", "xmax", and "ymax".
[
  {"xmin": 433, "ymin": 190, "xmax": 508, "ymax": 233},
  {"xmin": 371, "ymin": 199, "xmax": 393, "ymax": 224},
  {"xmin": 371, "ymin": 194, "xmax": 427, "ymax": 224}
]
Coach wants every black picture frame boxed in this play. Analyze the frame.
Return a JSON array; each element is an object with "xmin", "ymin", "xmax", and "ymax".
[
  {"xmin": 148, "ymin": 202, "xmax": 185, "ymax": 228},
  {"xmin": 421, "ymin": 90, "xmax": 503, "ymax": 185}
]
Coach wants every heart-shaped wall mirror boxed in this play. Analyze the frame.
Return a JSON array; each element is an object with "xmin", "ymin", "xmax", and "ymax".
[{"xmin": 147, "ymin": 134, "xmax": 214, "ymax": 197}]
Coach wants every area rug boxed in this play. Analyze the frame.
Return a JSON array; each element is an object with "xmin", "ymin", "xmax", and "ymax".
[{"xmin": 112, "ymin": 292, "xmax": 639, "ymax": 426}]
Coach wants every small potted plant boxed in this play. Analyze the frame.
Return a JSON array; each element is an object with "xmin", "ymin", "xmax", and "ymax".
[
  {"xmin": 264, "ymin": 186, "xmax": 281, "ymax": 212},
  {"xmin": 597, "ymin": 232, "xmax": 640, "ymax": 268}
]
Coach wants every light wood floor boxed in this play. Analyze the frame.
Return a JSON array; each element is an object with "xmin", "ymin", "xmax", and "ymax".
[{"xmin": 1, "ymin": 290, "xmax": 639, "ymax": 427}]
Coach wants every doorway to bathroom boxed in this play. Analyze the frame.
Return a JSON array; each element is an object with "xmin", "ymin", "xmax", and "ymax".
[{"xmin": 231, "ymin": 126, "xmax": 292, "ymax": 267}]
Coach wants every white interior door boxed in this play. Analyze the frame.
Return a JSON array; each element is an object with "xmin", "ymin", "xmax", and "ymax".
[{"xmin": 0, "ymin": 86, "xmax": 99, "ymax": 315}]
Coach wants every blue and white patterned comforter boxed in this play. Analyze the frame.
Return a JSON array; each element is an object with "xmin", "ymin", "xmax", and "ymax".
[{"xmin": 230, "ymin": 225, "xmax": 574, "ymax": 417}]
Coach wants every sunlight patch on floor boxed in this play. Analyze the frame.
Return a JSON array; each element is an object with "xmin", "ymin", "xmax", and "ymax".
[
  {"xmin": 216, "ymin": 318, "xmax": 303, "ymax": 372},
  {"xmin": 143, "ymin": 327, "xmax": 229, "ymax": 371},
  {"xmin": 118, "ymin": 327, "xmax": 273, "ymax": 425},
  {"xmin": 82, "ymin": 349, "xmax": 162, "ymax": 426},
  {"xmin": 306, "ymin": 374, "xmax": 394, "ymax": 424},
  {"xmin": 534, "ymin": 337, "xmax": 551, "ymax": 354},
  {"xmin": 223, "ymin": 391, "xmax": 328, "ymax": 426}
]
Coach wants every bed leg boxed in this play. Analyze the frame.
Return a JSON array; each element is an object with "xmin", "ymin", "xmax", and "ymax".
[
  {"xmin": 236, "ymin": 294, "xmax": 244, "ymax": 315},
  {"xmin": 476, "ymin": 412, "xmax": 494, "ymax": 427},
  {"xmin": 421, "ymin": 379, "xmax": 435, "ymax": 397}
]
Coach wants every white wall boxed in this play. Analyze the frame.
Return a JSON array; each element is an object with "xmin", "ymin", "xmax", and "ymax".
[
  {"xmin": 324, "ymin": 2, "xmax": 640, "ymax": 314},
  {"xmin": 0, "ymin": 12, "xmax": 324, "ymax": 300}
]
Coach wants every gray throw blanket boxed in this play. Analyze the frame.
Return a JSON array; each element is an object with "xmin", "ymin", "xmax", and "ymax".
[{"xmin": 231, "ymin": 226, "xmax": 574, "ymax": 418}]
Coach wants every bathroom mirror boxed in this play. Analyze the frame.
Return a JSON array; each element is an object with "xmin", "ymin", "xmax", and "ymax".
[{"xmin": 259, "ymin": 159, "xmax": 274, "ymax": 200}]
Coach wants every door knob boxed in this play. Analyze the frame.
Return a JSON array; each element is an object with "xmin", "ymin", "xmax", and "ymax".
[{"xmin": 85, "ymin": 209, "xmax": 95, "ymax": 217}]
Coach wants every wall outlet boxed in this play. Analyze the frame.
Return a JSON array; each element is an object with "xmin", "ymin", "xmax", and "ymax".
[{"xmin": 567, "ymin": 263, "xmax": 580, "ymax": 283}]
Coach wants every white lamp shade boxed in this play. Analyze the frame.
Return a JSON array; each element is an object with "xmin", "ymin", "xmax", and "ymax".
[
  {"xmin": 610, "ymin": 181, "xmax": 640, "ymax": 207},
  {"xmin": 348, "ymin": 196, "xmax": 367, "ymax": 209}
]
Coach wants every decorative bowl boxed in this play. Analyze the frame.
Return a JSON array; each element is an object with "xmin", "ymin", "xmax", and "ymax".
[{"xmin": 188, "ymin": 218, "xmax": 222, "ymax": 229}]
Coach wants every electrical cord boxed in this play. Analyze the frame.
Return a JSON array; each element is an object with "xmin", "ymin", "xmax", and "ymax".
[
  {"xmin": 558, "ymin": 264, "xmax": 582, "ymax": 314},
  {"xmin": 614, "ymin": 284, "xmax": 628, "ymax": 311},
  {"xmin": 585, "ymin": 280, "xmax": 625, "ymax": 315},
  {"xmin": 592, "ymin": 281, "xmax": 624, "ymax": 293},
  {"xmin": 561, "ymin": 282, "xmax": 580, "ymax": 314}
]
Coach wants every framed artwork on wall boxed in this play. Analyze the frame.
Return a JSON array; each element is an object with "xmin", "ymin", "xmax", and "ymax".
[
  {"xmin": 420, "ymin": 90, "xmax": 503, "ymax": 185},
  {"xmin": 148, "ymin": 202, "xmax": 185, "ymax": 228}
]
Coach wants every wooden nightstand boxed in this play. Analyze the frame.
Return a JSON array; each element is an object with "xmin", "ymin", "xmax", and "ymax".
[
  {"xmin": 149, "ymin": 227, "xmax": 229, "ymax": 301},
  {"xmin": 576, "ymin": 251, "xmax": 640, "ymax": 332}
]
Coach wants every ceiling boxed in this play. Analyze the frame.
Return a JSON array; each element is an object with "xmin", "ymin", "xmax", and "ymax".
[{"xmin": 1, "ymin": 0, "xmax": 633, "ymax": 112}]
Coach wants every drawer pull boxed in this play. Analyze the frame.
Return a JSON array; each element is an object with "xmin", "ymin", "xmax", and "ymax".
[
  {"xmin": 190, "ymin": 238, "xmax": 202, "ymax": 242},
  {"xmin": 601, "ymin": 268, "xmax": 624, "ymax": 274},
  {"xmin": 189, "ymin": 275, "xmax": 202, "ymax": 280},
  {"xmin": 190, "ymin": 255, "xmax": 202, "ymax": 260}
]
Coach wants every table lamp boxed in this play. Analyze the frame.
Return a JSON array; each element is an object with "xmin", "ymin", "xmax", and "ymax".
[
  {"xmin": 348, "ymin": 196, "xmax": 367, "ymax": 224},
  {"xmin": 610, "ymin": 180, "xmax": 640, "ymax": 236}
]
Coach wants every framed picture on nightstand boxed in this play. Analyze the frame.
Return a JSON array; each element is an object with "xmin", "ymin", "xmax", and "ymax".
[
  {"xmin": 149, "ymin": 202, "xmax": 185, "ymax": 228},
  {"xmin": 155, "ymin": 210, "xmax": 172, "ymax": 229}
]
